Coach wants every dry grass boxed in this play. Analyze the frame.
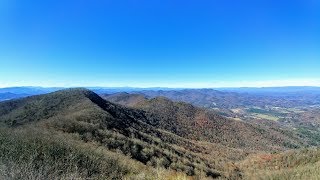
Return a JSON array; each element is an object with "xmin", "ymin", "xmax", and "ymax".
[
  {"xmin": 239, "ymin": 148, "xmax": 320, "ymax": 180},
  {"xmin": 0, "ymin": 127, "xmax": 191, "ymax": 180}
]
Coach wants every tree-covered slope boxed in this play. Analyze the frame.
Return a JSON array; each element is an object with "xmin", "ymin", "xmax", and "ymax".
[
  {"xmin": 105, "ymin": 93, "xmax": 307, "ymax": 151},
  {"xmin": 0, "ymin": 88, "xmax": 226, "ymax": 178}
]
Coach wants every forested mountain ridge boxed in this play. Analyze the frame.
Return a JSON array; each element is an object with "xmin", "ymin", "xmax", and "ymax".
[
  {"xmin": 0, "ymin": 88, "xmax": 319, "ymax": 179},
  {"xmin": 0, "ymin": 89, "xmax": 227, "ymax": 178}
]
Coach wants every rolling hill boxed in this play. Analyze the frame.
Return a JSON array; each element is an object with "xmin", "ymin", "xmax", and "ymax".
[
  {"xmin": 104, "ymin": 93, "xmax": 307, "ymax": 151},
  {"xmin": 0, "ymin": 88, "xmax": 318, "ymax": 179},
  {"xmin": 0, "ymin": 88, "xmax": 228, "ymax": 179}
]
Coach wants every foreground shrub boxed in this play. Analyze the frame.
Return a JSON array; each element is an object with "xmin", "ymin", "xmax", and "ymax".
[{"xmin": 0, "ymin": 127, "xmax": 129, "ymax": 179}]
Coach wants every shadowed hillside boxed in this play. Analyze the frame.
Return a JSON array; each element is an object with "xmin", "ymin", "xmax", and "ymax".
[
  {"xmin": 0, "ymin": 88, "xmax": 227, "ymax": 179},
  {"xmin": 105, "ymin": 93, "xmax": 307, "ymax": 151},
  {"xmin": 1, "ymin": 88, "xmax": 317, "ymax": 179}
]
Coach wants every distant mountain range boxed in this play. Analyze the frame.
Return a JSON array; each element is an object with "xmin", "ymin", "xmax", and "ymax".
[
  {"xmin": 0, "ymin": 87, "xmax": 181, "ymax": 101},
  {"xmin": 0, "ymin": 92, "xmax": 30, "ymax": 101},
  {"xmin": 1, "ymin": 86, "xmax": 320, "ymax": 94},
  {"xmin": 216, "ymin": 86, "xmax": 320, "ymax": 95},
  {"xmin": 1, "ymin": 87, "xmax": 320, "ymax": 114},
  {"xmin": 138, "ymin": 89, "xmax": 320, "ymax": 109}
]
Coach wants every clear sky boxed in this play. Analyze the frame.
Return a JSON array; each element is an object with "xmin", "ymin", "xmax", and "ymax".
[{"xmin": 0, "ymin": 0, "xmax": 319, "ymax": 88}]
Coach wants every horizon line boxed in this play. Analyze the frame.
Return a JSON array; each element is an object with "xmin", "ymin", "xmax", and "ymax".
[{"xmin": 1, "ymin": 85, "xmax": 320, "ymax": 89}]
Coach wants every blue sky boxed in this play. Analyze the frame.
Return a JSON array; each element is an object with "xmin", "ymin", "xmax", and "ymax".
[{"xmin": 0, "ymin": 0, "xmax": 319, "ymax": 88}]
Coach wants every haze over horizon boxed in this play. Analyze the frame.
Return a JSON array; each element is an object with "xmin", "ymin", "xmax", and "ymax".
[
  {"xmin": 1, "ymin": 0, "xmax": 319, "ymax": 88},
  {"xmin": 1, "ymin": 82, "xmax": 320, "ymax": 89}
]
